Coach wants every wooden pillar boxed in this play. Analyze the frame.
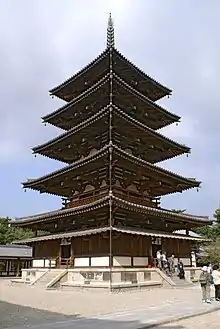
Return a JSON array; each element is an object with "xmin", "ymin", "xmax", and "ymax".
[{"xmin": 16, "ymin": 258, "xmax": 20, "ymax": 277}]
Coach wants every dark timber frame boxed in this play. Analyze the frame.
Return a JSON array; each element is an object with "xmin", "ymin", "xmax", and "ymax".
[{"xmin": 11, "ymin": 15, "xmax": 212, "ymax": 287}]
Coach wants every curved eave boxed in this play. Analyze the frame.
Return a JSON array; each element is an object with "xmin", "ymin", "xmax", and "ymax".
[
  {"xmin": 113, "ymin": 105, "xmax": 189, "ymax": 153},
  {"xmin": 113, "ymin": 196, "xmax": 211, "ymax": 226},
  {"xmin": 113, "ymin": 144, "xmax": 201, "ymax": 190},
  {"xmin": 11, "ymin": 197, "xmax": 109, "ymax": 226},
  {"xmin": 113, "ymin": 48, "xmax": 172, "ymax": 98},
  {"xmin": 12, "ymin": 195, "xmax": 211, "ymax": 227},
  {"xmin": 13, "ymin": 226, "xmax": 208, "ymax": 245},
  {"xmin": 43, "ymin": 73, "xmax": 177, "ymax": 128},
  {"xmin": 49, "ymin": 49, "xmax": 109, "ymax": 95},
  {"xmin": 33, "ymin": 106, "xmax": 110, "ymax": 154},
  {"xmin": 33, "ymin": 105, "xmax": 189, "ymax": 160},
  {"xmin": 23, "ymin": 144, "xmax": 200, "ymax": 197},
  {"xmin": 43, "ymin": 73, "xmax": 110, "ymax": 123},
  {"xmin": 23, "ymin": 146, "xmax": 109, "ymax": 193},
  {"xmin": 113, "ymin": 74, "xmax": 180, "ymax": 123},
  {"xmin": 49, "ymin": 47, "xmax": 172, "ymax": 101}
]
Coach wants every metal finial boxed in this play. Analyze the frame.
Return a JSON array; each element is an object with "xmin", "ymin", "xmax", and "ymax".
[{"xmin": 107, "ymin": 13, "xmax": 115, "ymax": 48}]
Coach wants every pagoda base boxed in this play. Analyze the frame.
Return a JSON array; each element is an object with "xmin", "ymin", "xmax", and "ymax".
[{"xmin": 16, "ymin": 266, "xmax": 202, "ymax": 292}]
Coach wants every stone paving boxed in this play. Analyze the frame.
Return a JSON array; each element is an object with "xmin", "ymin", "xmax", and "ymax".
[
  {"xmin": 1, "ymin": 279, "xmax": 220, "ymax": 328},
  {"xmin": 160, "ymin": 310, "xmax": 220, "ymax": 329}
]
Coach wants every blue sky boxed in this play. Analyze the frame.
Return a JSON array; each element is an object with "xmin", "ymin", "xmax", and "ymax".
[{"xmin": 0, "ymin": 0, "xmax": 219, "ymax": 219}]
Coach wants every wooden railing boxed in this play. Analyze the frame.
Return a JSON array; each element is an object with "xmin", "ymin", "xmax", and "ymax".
[
  {"xmin": 113, "ymin": 188, "xmax": 158, "ymax": 208},
  {"xmin": 65, "ymin": 186, "xmax": 159, "ymax": 209}
]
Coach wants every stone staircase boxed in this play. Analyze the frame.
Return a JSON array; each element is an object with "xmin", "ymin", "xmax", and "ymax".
[
  {"xmin": 169, "ymin": 273, "xmax": 194, "ymax": 288},
  {"xmin": 33, "ymin": 270, "xmax": 62, "ymax": 288}
]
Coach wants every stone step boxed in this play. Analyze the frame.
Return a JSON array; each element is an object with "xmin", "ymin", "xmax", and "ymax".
[{"xmin": 34, "ymin": 271, "xmax": 61, "ymax": 287}]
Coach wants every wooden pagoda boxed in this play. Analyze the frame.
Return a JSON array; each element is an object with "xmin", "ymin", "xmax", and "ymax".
[{"xmin": 12, "ymin": 15, "xmax": 211, "ymax": 270}]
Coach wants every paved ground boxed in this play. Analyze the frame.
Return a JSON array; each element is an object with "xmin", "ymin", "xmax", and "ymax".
[
  {"xmin": 160, "ymin": 310, "xmax": 220, "ymax": 328},
  {"xmin": 0, "ymin": 301, "xmax": 76, "ymax": 329},
  {"xmin": 0, "ymin": 279, "xmax": 220, "ymax": 328}
]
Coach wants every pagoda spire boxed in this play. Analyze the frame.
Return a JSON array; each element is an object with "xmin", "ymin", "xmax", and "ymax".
[{"xmin": 107, "ymin": 13, "xmax": 115, "ymax": 48}]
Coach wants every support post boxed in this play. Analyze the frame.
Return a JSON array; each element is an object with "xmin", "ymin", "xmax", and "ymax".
[{"xmin": 109, "ymin": 46, "xmax": 113, "ymax": 292}]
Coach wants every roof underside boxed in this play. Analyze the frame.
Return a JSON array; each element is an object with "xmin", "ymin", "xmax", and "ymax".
[
  {"xmin": 49, "ymin": 48, "xmax": 172, "ymax": 102},
  {"xmin": 34, "ymin": 106, "xmax": 189, "ymax": 164},
  {"xmin": 11, "ymin": 194, "xmax": 211, "ymax": 231},
  {"xmin": 43, "ymin": 74, "xmax": 178, "ymax": 131},
  {"xmin": 22, "ymin": 145, "xmax": 200, "ymax": 198},
  {"xmin": 13, "ymin": 226, "xmax": 208, "ymax": 245},
  {"xmin": 42, "ymin": 74, "xmax": 180, "ymax": 130}
]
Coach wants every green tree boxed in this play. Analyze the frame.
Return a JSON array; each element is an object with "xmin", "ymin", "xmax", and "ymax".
[
  {"xmin": 214, "ymin": 207, "xmax": 220, "ymax": 224},
  {"xmin": 0, "ymin": 217, "xmax": 34, "ymax": 245},
  {"xmin": 194, "ymin": 206, "xmax": 220, "ymax": 241},
  {"xmin": 198, "ymin": 238, "xmax": 220, "ymax": 265}
]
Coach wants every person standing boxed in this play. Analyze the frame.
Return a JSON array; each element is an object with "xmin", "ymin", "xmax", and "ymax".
[
  {"xmin": 212, "ymin": 265, "xmax": 220, "ymax": 301},
  {"xmin": 199, "ymin": 266, "xmax": 211, "ymax": 303},
  {"xmin": 161, "ymin": 252, "xmax": 167, "ymax": 269},
  {"xmin": 156, "ymin": 250, "xmax": 162, "ymax": 269},
  {"xmin": 168, "ymin": 255, "xmax": 175, "ymax": 275},
  {"xmin": 177, "ymin": 258, "xmax": 185, "ymax": 279}
]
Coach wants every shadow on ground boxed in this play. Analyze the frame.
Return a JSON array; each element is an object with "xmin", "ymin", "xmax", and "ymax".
[{"xmin": 0, "ymin": 300, "xmax": 186, "ymax": 329}]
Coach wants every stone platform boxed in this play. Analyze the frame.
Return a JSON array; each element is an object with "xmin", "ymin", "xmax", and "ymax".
[{"xmin": 12, "ymin": 266, "xmax": 202, "ymax": 291}]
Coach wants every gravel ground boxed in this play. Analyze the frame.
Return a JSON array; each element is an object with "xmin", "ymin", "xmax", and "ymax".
[{"xmin": 159, "ymin": 310, "xmax": 220, "ymax": 328}]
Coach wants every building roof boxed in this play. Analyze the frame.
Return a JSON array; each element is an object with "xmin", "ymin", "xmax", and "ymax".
[
  {"xmin": 0, "ymin": 244, "xmax": 32, "ymax": 258},
  {"xmin": 173, "ymin": 229, "xmax": 203, "ymax": 238},
  {"xmin": 11, "ymin": 194, "xmax": 211, "ymax": 227},
  {"xmin": 43, "ymin": 74, "xmax": 178, "ymax": 131},
  {"xmin": 34, "ymin": 105, "xmax": 189, "ymax": 164},
  {"xmin": 13, "ymin": 226, "xmax": 208, "ymax": 245},
  {"xmin": 23, "ymin": 143, "xmax": 200, "ymax": 197},
  {"xmin": 49, "ymin": 47, "xmax": 172, "ymax": 102}
]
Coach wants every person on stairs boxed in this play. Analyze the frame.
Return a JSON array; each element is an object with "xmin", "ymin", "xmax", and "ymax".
[
  {"xmin": 199, "ymin": 266, "xmax": 211, "ymax": 303},
  {"xmin": 212, "ymin": 264, "xmax": 220, "ymax": 301}
]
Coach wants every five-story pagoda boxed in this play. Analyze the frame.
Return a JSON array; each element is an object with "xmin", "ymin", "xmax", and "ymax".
[{"xmin": 12, "ymin": 15, "xmax": 211, "ymax": 273}]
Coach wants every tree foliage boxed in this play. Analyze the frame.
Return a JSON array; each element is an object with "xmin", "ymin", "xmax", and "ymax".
[
  {"xmin": 195, "ymin": 207, "xmax": 220, "ymax": 241},
  {"xmin": 194, "ymin": 207, "xmax": 220, "ymax": 265},
  {"xmin": 0, "ymin": 217, "xmax": 34, "ymax": 245},
  {"xmin": 198, "ymin": 238, "xmax": 220, "ymax": 266}
]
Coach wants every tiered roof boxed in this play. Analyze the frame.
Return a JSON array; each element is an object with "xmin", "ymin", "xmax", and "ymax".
[{"xmin": 13, "ymin": 14, "xmax": 211, "ymax": 235}]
